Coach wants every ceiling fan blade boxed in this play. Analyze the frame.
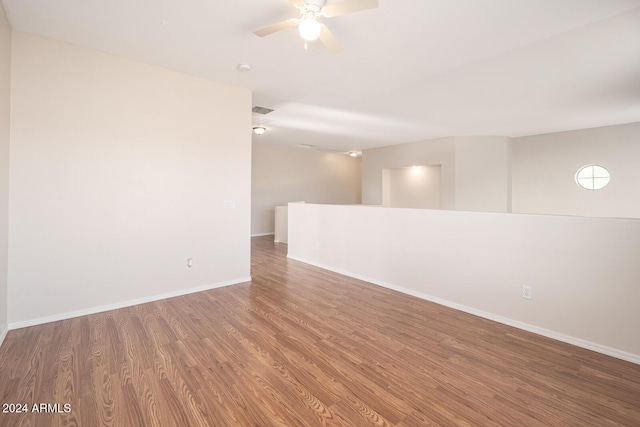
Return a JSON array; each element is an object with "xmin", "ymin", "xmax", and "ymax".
[
  {"xmin": 319, "ymin": 25, "xmax": 342, "ymax": 54},
  {"xmin": 253, "ymin": 18, "xmax": 299, "ymax": 37},
  {"xmin": 290, "ymin": 0, "xmax": 305, "ymax": 7},
  {"xmin": 322, "ymin": 0, "xmax": 378, "ymax": 18}
]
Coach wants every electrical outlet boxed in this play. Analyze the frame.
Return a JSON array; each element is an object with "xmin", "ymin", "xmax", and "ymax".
[{"xmin": 522, "ymin": 285, "xmax": 532, "ymax": 300}]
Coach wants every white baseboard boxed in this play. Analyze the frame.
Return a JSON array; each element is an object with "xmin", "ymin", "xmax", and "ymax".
[
  {"xmin": 8, "ymin": 277, "xmax": 252, "ymax": 331},
  {"xmin": 287, "ymin": 255, "xmax": 640, "ymax": 365},
  {"xmin": 0, "ymin": 324, "xmax": 7, "ymax": 349},
  {"xmin": 251, "ymin": 232, "xmax": 275, "ymax": 237}
]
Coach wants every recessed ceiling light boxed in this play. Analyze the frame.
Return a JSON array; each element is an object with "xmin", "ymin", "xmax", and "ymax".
[{"xmin": 237, "ymin": 63, "xmax": 252, "ymax": 72}]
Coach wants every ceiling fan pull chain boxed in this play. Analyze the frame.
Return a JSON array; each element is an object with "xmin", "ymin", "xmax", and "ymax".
[{"xmin": 304, "ymin": 41, "xmax": 308, "ymax": 50}]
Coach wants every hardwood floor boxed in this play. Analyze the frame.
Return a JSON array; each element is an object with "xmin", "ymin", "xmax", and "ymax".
[{"xmin": 1, "ymin": 235, "xmax": 639, "ymax": 426}]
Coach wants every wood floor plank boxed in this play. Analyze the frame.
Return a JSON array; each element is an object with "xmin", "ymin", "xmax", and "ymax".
[{"xmin": 0, "ymin": 235, "xmax": 639, "ymax": 426}]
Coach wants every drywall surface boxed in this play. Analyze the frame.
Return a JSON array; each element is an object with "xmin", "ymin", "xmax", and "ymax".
[
  {"xmin": 362, "ymin": 136, "xmax": 512, "ymax": 212},
  {"xmin": 385, "ymin": 165, "xmax": 441, "ymax": 209},
  {"xmin": 362, "ymin": 137, "xmax": 456, "ymax": 209},
  {"xmin": 364, "ymin": 123, "xmax": 639, "ymax": 218},
  {"xmin": 288, "ymin": 203, "xmax": 640, "ymax": 363},
  {"xmin": 512, "ymin": 122, "xmax": 640, "ymax": 218},
  {"xmin": 455, "ymin": 136, "xmax": 511, "ymax": 212},
  {"xmin": 0, "ymin": 4, "xmax": 10, "ymax": 343},
  {"xmin": 251, "ymin": 143, "xmax": 361, "ymax": 235},
  {"xmin": 8, "ymin": 33, "xmax": 251, "ymax": 326},
  {"xmin": 274, "ymin": 206, "xmax": 288, "ymax": 243}
]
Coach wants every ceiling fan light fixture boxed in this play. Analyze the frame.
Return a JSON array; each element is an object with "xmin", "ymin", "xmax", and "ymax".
[{"xmin": 299, "ymin": 13, "xmax": 321, "ymax": 41}]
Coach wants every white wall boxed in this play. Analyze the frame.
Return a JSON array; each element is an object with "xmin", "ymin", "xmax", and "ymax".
[
  {"xmin": 512, "ymin": 122, "xmax": 640, "ymax": 218},
  {"xmin": 362, "ymin": 137, "xmax": 456, "ymax": 209},
  {"xmin": 362, "ymin": 136, "xmax": 512, "ymax": 212},
  {"xmin": 385, "ymin": 165, "xmax": 441, "ymax": 209},
  {"xmin": 364, "ymin": 124, "xmax": 640, "ymax": 218},
  {"xmin": 0, "ymin": 4, "xmax": 10, "ymax": 344},
  {"xmin": 8, "ymin": 33, "xmax": 252, "ymax": 327},
  {"xmin": 251, "ymin": 143, "xmax": 361, "ymax": 236},
  {"xmin": 288, "ymin": 203, "xmax": 640, "ymax": 363},
  {"xmin": 455, "ymin": 136, "xmax": 511, "ymax": 212}
]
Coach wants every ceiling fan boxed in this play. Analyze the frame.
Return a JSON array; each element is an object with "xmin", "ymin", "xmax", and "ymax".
[{"xmin": 253, "ymin": 0, "xmax": 379, "ymax": 54}]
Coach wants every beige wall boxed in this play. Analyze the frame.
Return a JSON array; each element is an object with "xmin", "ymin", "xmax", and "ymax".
[
  {"xmin": 251, "ymin": 143, "xmax": 361, "ymax": 235},
  {"xmin": 0, "ymin": 4, "xmax": 10, "ymax": 342},
  {"xmin": 512, "ymin": 122, "xmax": 640, "ymax": 218},
  {"xmin": 8, "ymin": 33, "xmax": 252, "ymax": 327}
]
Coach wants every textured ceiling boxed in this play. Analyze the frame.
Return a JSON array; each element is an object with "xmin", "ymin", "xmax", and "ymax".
[{"xmin": 3, "ymin": 0, "xmax": 640, "ymax": 153}]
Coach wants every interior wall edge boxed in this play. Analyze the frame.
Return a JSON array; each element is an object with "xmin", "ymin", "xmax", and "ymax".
[
  {"xmin": 252, "ymin": 232, "xmax": 275, "ymax": 238},
  {"xmin": 7, "ymin": 276, "xmax": 251, "ymax": 331},
  {"xmin": 287, "ymin": 254, "xmax": 640, "ymax": 366},
  {"xmin": 0, "ymin": 325, "xmax": 7, "ymax": 349}
]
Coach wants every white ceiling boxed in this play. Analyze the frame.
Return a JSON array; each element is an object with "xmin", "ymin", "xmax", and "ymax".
[{"xmin": 3, "ymin": 0, "xmax": 640, "ymax": 153}]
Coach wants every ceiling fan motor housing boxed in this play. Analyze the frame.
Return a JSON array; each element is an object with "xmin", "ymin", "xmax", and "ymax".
[{"xmin": 303, "ymin": 0, "xmax": 326, "ymax": 10}]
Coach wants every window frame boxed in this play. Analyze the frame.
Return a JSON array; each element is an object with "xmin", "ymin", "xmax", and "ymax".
[{"xmin": 575, "ymin": 164, "xmax": 611, "ymax": 191}]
